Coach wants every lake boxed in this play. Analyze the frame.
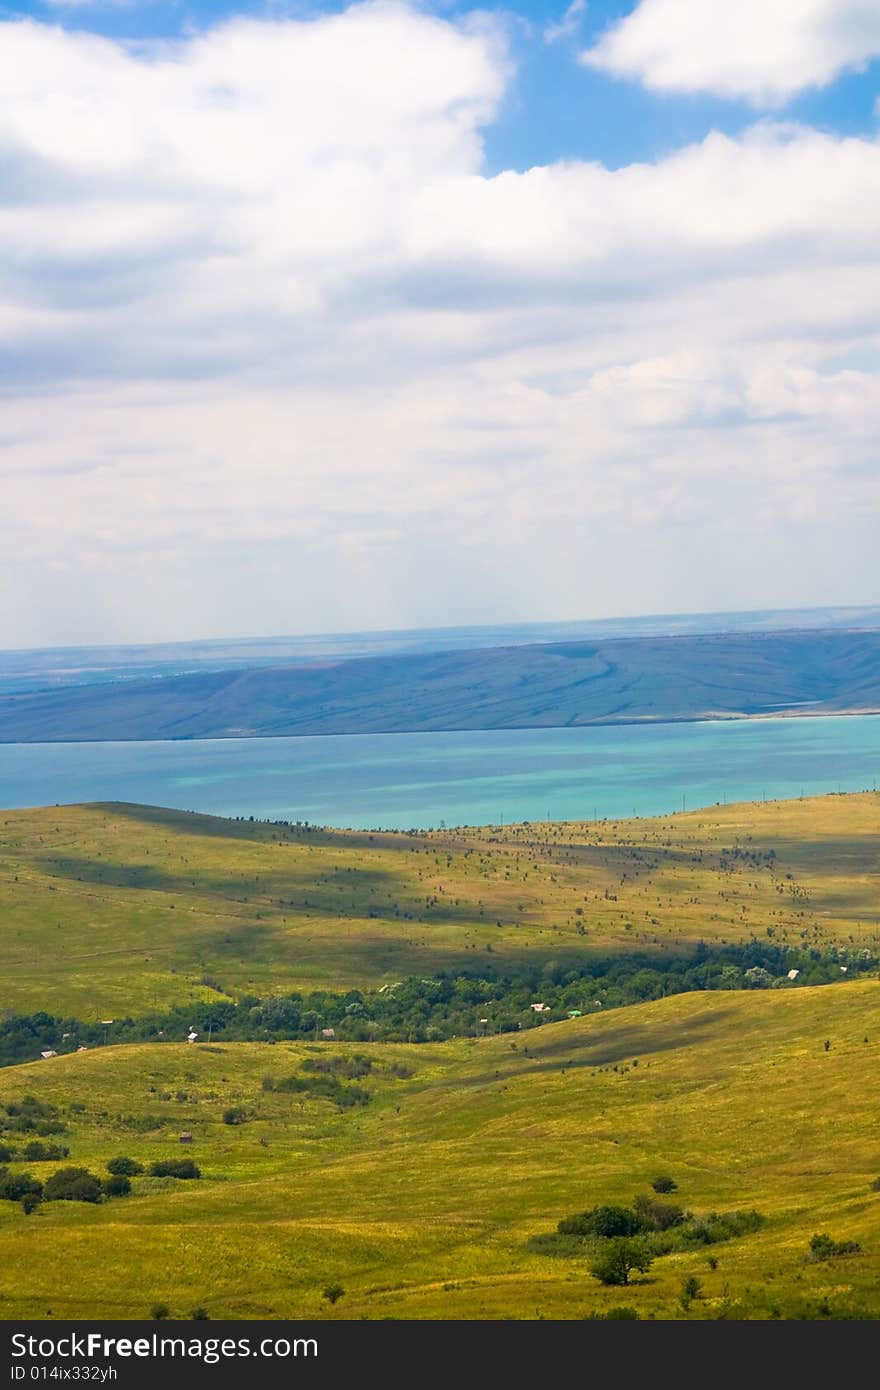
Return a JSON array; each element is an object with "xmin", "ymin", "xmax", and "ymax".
[{"xmin": 0, "ymin": 715, "xmax": 878, "ymax": 829}]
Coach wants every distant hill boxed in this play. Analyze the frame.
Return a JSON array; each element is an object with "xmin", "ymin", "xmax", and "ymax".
[{"xmin": 0, "ymin": 627, "xmax": 878, "ymax": 742}]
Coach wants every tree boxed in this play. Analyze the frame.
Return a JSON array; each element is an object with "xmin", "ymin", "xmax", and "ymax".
[
  {"xmin": 102, "ymin": 1174, "xmax": 131, "ymax": 1198},
  {"xmin": 43, "ymin": 1167, "xmax": 102, "ymax": 1203},
  {"xmin": 651, "ymin": 1175, "xmax": 677, "ymax": 1194},
  {"xmin": 150, "ymin": 1159, "xmax": 200, "ymax": 1179},
  {"xmin": 0, "ymin": 1169, "xmax": 43, "ymax": 1203},
  {"xmin": 589, "ymin": 1238, "xmax": 654, "ymax": 1287},
  {"xmin": 679, "ymin": 1275, "xmax": 701, "ymax": 1310},
  {"xmin": 633, "ymin": 1193, "xmax": 684, "ymax": 1231},
  {"xmin": 107, "ymin": 1156, "xmax": 143, "ymax": 1176},
  {"xmin": 559, "ymin": 1205, "xmax": 642, "ymax": 1238}
]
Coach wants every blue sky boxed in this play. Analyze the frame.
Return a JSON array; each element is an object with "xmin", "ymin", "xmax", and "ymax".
[
  {"xmin": 1, "ymin": 1, "xmax": 879, "ymax": 645},
  {"xmin": 7, "ymin": 0, "xmax": 880, "ymax": 168}
]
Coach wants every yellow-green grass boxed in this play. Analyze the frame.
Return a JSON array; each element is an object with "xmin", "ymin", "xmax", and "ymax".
[
  {"xmin": 1, "ymin": 982, "xmax": 878, "ymax": 1320},
  {"xmin": 2, "ymin": 794, "xmax": 880, "ymax": 1018}
]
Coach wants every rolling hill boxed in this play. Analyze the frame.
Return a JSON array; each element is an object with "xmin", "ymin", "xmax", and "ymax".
[
  {"xmin": 1, "ymin": 984, "xmax": 878, "ymax": 1319},
  {"xmin": 1, "ymin": 628, "xmax": 879, "ymax": 742},
  {"xmin": 1, "ymin": 794, "xmax": 878, "ymax": 1019}
]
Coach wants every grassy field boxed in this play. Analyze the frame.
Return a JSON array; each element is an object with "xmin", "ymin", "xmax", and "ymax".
[
  {"xmin": 1, "ymin": 794, "xmax": 879, "ymax": 1017},
  {"xmin": 0, "ymin": 982, "xmax": 878, "ymax": 1320}
]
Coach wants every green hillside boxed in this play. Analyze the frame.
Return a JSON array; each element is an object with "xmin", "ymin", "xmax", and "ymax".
[
  {"xmin": 1, "ymin": 794, "xmax": 878, "ymax": 1019},
  {"xmin": 0, "ymin": 984, "xmax": 878, "ymax": 1320}
]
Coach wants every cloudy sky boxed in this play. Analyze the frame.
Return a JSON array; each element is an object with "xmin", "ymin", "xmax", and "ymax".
[{"xmin": 3, "ymin": 0, "xmax": 880, "ymax": 647}]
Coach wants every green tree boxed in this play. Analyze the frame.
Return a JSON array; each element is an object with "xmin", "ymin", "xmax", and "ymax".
[
  {"xmin": 651, "ymin": 1175, "xmax": 677, "ymax": 1194},
  {"xmin": 102, "ymin": 1174, "xmax": 131, "ymax": 1198},
  {"xmin": 107, "ymin": 1156, "xmax": 143, "ymax": 1176},
  {"xmin": 589, "ymin": 1238, "xmax": 653, "ymax": 1287},
  {"xmin": 43, "ymin": 1167, "xmax": 102, "ymax": 1203}
]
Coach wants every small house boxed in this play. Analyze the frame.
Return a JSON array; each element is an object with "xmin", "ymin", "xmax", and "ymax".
[
  {"xmin": 40, "ymin": 1050, "xmax": 57, "ymax": 1059},
  {"xmin": 321, "ymin": 1028, "xmax": 336, "ymax": 1040},
  {"xmin": 179, "ymin": 1132, "xmax": 194, "ymax": 1144},
  {"xmin": 787, "ymin": 969, "xmax": 800, "ymax": 981},
  {"xmin": 530, "ymin": 1003, "xmax": 549, "ymax": 1013}
]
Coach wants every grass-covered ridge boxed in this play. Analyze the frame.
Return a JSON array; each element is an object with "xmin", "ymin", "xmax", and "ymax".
[
  {"xmin": 0, "ymin": 984, "xmax": 878, "ymax": 1320},
  {"xmin": 1, "ymin": 793, "xmax": 879, "ymax": 1018}
]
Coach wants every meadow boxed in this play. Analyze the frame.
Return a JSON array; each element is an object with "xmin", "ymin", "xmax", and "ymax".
[
  {"xmin": 1, "ymin": 792, "xmax": 878, "ymax": 1320},
  {"xmin": 0, "ymin": 794, "xmax": 878, "ymax": 1018},
  {"xmin": 0, "ymin": 983, "xmax": 878, "ymax": 1320}
]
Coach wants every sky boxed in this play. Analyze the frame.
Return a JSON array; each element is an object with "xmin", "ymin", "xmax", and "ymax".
[{"xmin": 2, "ymin": 0, "xmax": 880, "ymax": 647}]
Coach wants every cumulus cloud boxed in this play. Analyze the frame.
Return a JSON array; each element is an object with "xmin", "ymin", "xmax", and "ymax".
[
  {"xmin": 1, "ymin": 4, "xmax": 879, "ymax": 644},
  {"xmin": 581, "ymin": 0, "xmax": 880, "ymax": 105}
]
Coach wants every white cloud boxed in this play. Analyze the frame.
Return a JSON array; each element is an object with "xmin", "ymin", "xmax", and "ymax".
[
  {"xmin": 544, "ymin": 0, "xmax": 587, "ymax": 46},
  {"xmin": 582, "ymin": 0, "xmax": 880, "ymax": 105},
  {"xmin": 1, "ymin": 6, "xmax": 879, "ymax": 644}
]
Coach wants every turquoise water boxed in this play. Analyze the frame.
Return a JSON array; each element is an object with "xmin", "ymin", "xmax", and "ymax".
[{"xmin": 0, "ymin": 716, "xmax": 878, "ymax": 829}]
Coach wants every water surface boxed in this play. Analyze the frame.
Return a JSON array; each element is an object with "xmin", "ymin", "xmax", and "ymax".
[{"xmin": 0, "ymin": 716, "xmax": 878, "ymax": 829}]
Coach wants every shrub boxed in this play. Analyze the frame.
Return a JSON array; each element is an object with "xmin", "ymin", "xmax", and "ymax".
[
  {"xmin": 0, "ymin": 1143, "xmax": 13, "ymax": 1163},
  {"xmin": 0, "ymin": 1169, "xmax": 43, "ymax": 1202},
  {"xmin": 150, "ymin": 1305, "xmax": 171, "ymax": 1320},
  {"xmin": 222, "ymin": 1107, "xmax": 247, "ymax": 1126},
  {"xmin": 681, "ymin": 1209, "xmax": 764, "ymax": 1246},
  {"xmin": 150, "ymin": 1159, "xmax": 200, "ymax": 1179},
  {"xmin": 102, "ymin": 1175, "xmax": 131, "ymax": 1198},
  {"xmin": 680, "ymin": 1275, "xmax": 702, "ymax": 1309},
  {"xmin": 107, "ymin": 1156, "xmax": 144, "ymax": 1177},
  {"xmin": 22, "ymin": 1141, "xmax": 69, "ymax": 1162},
  {"xmin": 634, "ymin": 1194, "xmax": 685, "ymax": 1231},
  {"xmin": 43, "ymin": 1167, "xmax": 102, "ymax": 1203},
  {"xmin": 190, "ymin": 1308, "xmax": 210, "ymax": 1321},
  {"xmin": 589, "ymin": 1237, "xmax": 653, "ymax": 1287},
  {"xmin": 584, "ymin": 1306, "xmax": 640, "ymax": 1320},
  {"xmin": 21, "ymin": 1193, "xmax": 41, "ymax": 1215},
  {"xmin": 651, "ymin": 1175, "xmax": 677, "ymax": 1194},
  {"xmin": 558, "ymin": 1205, "xmax": 643, "ymax": 1238},
  {"xmin": 870, "ymin": 1177, "xmax": 880, "ymax": 1192},
  {"xmin": 809, "ymin": 1233, "xmax": 861, "ymax": 1261},
  {"xmin": 323, "ymin": 1284, "xmax": 345, "ymax": 1305}
]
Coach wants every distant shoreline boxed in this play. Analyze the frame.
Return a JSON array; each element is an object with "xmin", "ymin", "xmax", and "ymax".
[{"xmin": 1, "ymin": 704, "xmax": 879, "ymax": 746}]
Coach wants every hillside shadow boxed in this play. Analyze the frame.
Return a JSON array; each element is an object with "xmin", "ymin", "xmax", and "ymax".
[{"xmin": 89, "ymin": 802, "xmax": 408, "ymax": 851}]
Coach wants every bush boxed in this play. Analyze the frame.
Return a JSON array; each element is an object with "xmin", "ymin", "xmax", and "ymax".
[
  {"xmin": 809, "ymin": 1233, "xmax": 861, "ymax": 1261},
  {"xmin": 150, "ymin": 1159, "xmax": 201, "ymax": 1179},
  {"xmin": 0, "ymin": 1143, "xmax": 13, "ymax": 1163},
  {"xmin": 323, "ymin": 1284, "xmax": 345, "ymax": 1305},
  {"xmin": 680, "ymin": 1275, "xmax": 702, "ymax": 1309},
  {"xmin": 870, "ymin": 1177, "xmax": 880, "ymax": 1192},
  {"xmin": 43, "ymin": 1167, "xmax": 102, "ymax": 1203},
  {"xmin": 222, "ymin": 1107, "xmax": 247, "ymax": 1126},
  {"xmin": 681, "ymin": 1209, "xmax": 764, "ymax": 1246},
  {"xmin": 589, "ymin": 1237, "xmax": 653, "ymax": 1287},
  {"xmin": 651, "ymin": 1175, "xmax": 677, "ymax": 1194},
  {"xmin": 0, "ymin": 1169, "xmax": 43, "ymax": 1202},
  {"xmin": 190, "ymin": 1308, "xmax": 210, "ymax": 1320},
  {"xmin": 558, "ymin": 1205, "xmax": 643, "ymax": 1238},
  {"xmin": 150, "ymin": 1305, "xmax": 171, "ymax": 1320},
  {"xmin": 102, "ymin": 1174, "xmax": 131, "ymax": 1198},
  {"xmin": 22, "ymin": 1141, "xmax": 69, "ymax": 1162},
  {"xmin": 21, "ymin": 1193, "xmax": 41, "ymax": 1215},
  {"xmin": 107, "ymin": 1156, "xmax": 144, "ymax": 1177},
  {"xmin": 634, "ymin": 1194, "xmax": 685, "ymax": 1231},
  {"xmin": 584, "ymin": 1306, "xmax": 640, "ymax": 1320}
]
